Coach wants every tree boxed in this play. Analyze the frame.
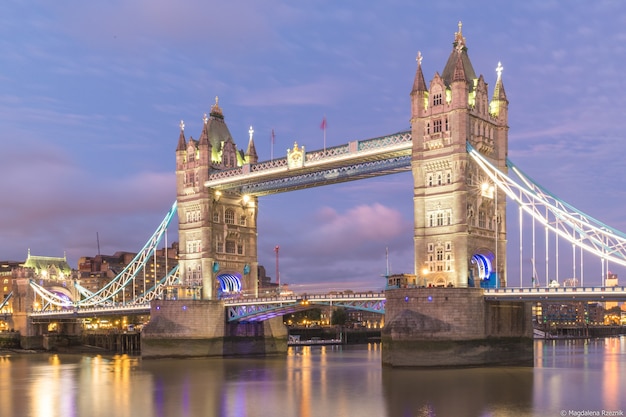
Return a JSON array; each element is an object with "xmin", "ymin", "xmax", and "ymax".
[{"xmin": 331, "ymin": 307, "xmax": 348, "ymax": 325}]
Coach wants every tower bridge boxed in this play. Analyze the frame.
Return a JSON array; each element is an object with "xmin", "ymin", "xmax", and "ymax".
[{"xmin": 5, "ymin": 22, "xmax": 626, "ymax": 365}]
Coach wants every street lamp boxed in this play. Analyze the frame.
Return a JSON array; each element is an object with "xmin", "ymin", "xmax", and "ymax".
[{"xmin": 481, "ymin": 181, "xmax": 498, "ymax": 286}]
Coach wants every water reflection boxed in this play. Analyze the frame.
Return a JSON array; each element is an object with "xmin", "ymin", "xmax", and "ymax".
[{"xmin": 0, "ymin": 339, "xmax": 624, "ymax": 417}]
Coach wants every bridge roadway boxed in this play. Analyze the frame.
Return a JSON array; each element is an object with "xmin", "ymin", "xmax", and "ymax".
[{"xmin": 26, "ymin": 286, "xmax": 626, "ymax": 322}]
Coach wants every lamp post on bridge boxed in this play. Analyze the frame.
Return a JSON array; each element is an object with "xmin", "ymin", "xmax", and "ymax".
[{"xmin": 275, "ymin": 245, "xmax": 280, "ymax": 294}]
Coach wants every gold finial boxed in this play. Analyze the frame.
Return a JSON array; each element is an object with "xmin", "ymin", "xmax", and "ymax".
[
  {"xmin": 180, "ymin": 120, "xmax": 185, "ymax": 131},
  {"xmin": 210, "ymin": 95, "xmax": 223, "ymax": 117},
  {"xmin": 203, "ymin": 113, "xmax": 208, "ymax": 124},
  {"xmin": 249, "ymin": 125, "xmax": 254, "ymax": 142},
  {"xmin": 454, "ymin": 21, "xmax": 466, "ymax": 52},
  {"xmin": 496, "ymin": 61, "xmax": 503, "ymax": 79},
  {"xmin": 416, "ymin": 51, "xmax": 423, "ymax": 66}
]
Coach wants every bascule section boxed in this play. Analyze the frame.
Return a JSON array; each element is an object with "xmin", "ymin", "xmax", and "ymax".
[
  {"xmin": 410, "ymin": 22, "xmax": 509, "ymax": 289},
  {"xmin": 175, "ymin": 98, "xmax": 259, "ymax": 301}
]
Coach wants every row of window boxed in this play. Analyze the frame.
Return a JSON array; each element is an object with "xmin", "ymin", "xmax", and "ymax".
[
  {"xmin": 183, "ymin": 172, "xmax": 200, "ymax": 187},
  {"xmin": 427, "ymin": 209, "xmax": 452, "ymax": 227},
  {"xmin": 216, "ymin": 241, "xmax": 245, "ymax": 255},
  {"xmin": 426, "ymin": 117, "xmax": 449, "ymax": 134},
  {"xmin": 426, "ymin": 170, "xmax": 452, "ymax": 187}
]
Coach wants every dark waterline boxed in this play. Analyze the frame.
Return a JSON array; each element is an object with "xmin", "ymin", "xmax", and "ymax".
[{"xmin": 1, "ymin": 338, "xmax": 625, "ymax": 417}]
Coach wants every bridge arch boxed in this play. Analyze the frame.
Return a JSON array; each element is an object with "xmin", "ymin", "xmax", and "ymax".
[{"xmin": 217, "ymin": 272, "xmax": 242, "ymax": 299}]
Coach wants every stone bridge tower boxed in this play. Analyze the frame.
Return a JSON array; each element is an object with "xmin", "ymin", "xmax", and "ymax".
[
  {"xmin": 410, "ymin": 22, "xmax": 509, "ymax": 288},
  {"xmin": 175, "ymin": 98, "xmax": 259, "ymax": 300}
]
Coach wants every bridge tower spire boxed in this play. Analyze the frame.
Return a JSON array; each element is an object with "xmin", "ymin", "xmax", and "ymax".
[
  {"xmin": 176, "ymin": 99, "xmax": 259, "ymax": 300},
  {"xmin": 410, "ymin": 22, "xmax": 509, "ymax": 288}
]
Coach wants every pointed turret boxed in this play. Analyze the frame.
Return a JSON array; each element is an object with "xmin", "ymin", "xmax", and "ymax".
[
  {"xmin": 245, "ymin": 126, "xmax": 258, "ymax": 164},
  {"xmin": 490, "ymin": 61, "xmax": 509, "ymax": 120},
  {"xmin": 492, "ymin": 62, "xmax": 507, "ymax": 102},
  {"xmin": 176, "ymin": 120, "xmax": 187, "ymax": 152},
  {"xmin": 441, "ymin": 21, "xmax": 476, "ymax": 87},
  {"xmin": 411, "ymin": 51, "xmax": 428, "ymax": 118},
  {"xmin": 411, "ymin": 51, "xmax": 427, "ymax": 95},
  {"xmin": 199, "ymin": 113, "xmax": 210, "ymax": 147}
]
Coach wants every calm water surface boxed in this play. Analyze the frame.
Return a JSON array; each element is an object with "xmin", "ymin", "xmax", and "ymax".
[{"xmin": 1, "ymin": 338, "xmax": 625, "ymax": 417}]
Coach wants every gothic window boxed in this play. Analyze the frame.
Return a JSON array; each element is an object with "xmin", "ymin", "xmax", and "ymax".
[
  {"xmin": 437, "ymin": 173, "xmax": 442, "ymax": 186},
  {"xmin": 225, "ymin": 209, "xmax": 235, "ymax": 224},
  {"xmin": 446, "ymin": 171, "xmax": 452, "ymax": 184},
  {"xmin": 216, "ymin": 241, "xmax": 224, "ymax": 253},
  {"xmin": 479, "ymin": 211, "xmax": 486, "ymax": 228},
  {"xmin": 213, "ymin": 211, "xmax": 220, "ymax": 223},
  {"xmin": 433, "ymin": 119, "xmax": 442, "ymax": 133},
  {"xmin": 226, "ymin": 241, "xmax": 236, "ymax": 254},
  {"xmin": 445, "ymin": 117, "xmax": 449, "ymax": 131},
  {"xmin": 428, "ymin": 243, "xmax": 434, "ymax": 252},
  {"xmin": 237, "ymin": 244, "xmax": 244, "ymax": 255},
  {"xmin": 433, "ymin": 93, "xmax": 443, "ymax": 106},
  {"xmin": 239, "ymin": 215, "xmax": 247, "ymax": 226},
  {"xmin": 426, "ymin": 122, "xmax": 430, "ymax": 134},
  {"xmin": 436, "ymin": 248, "xmax": 443, "ymax": 261},
  {"xmin": 437, "ymin": 212, "xmax": 444, "ymax": 226},
  {"xmin": 427, "ymin": 173, "xmax": 433, "ymax": 187}
]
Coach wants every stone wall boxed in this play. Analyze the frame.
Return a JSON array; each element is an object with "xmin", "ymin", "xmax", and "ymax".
[
  {"xmin": 141, "ymin": 299, "xmax": 287, "ymax": 358},
  {"xmin": 382, "ymin": 287, "xmax": 533, "ymax": 367}
]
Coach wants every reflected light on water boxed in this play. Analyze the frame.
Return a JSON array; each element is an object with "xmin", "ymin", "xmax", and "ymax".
[{"xmin": 0, "ymin": 338, "xmax": 624, "ymax": 417}]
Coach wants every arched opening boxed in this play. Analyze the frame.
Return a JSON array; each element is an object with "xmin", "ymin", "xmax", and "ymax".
[{"xmin": 216, "ymin": 273, "xmax": 242, "ymax": 299}]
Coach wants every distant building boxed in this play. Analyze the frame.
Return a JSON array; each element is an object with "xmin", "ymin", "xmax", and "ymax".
[
  {"xmin": 604, "ymin": 272, "xmax": 619, "ymax": 311},
  {"xmin": 77, "ymin": 243, "xmax": 179, "ymax": 301},
  {"xmin": 387, "ymin": 273, "xmax": 417, "ymax": 288}
]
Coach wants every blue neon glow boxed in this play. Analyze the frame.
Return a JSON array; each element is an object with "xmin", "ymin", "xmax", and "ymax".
[{"xmin": 471, "ymin": 254, "xmax": 492, "ymax": 280}]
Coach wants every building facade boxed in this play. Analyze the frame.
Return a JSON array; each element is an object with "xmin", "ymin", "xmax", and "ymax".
[
  {"xmin": 410, "ymin": 22, "xmax": 509, "ymax": 288},
  {"xmin": 175, "ymin": 98, "xmax": 259, "ymax": 300}
]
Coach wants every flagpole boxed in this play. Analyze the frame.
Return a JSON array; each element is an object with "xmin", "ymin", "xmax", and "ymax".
[
  {"xmin": 321, "ymin": 115, "xmax": 327, "ymax": 152},
  {"xmin": 271, "ymin": 128, "xmax": 275, "ymax": 161}
]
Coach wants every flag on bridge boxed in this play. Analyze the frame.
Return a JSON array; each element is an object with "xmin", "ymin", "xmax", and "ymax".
[{"xmin": 320, "ymin": 116, "xmax": 327, "ymax": 151}]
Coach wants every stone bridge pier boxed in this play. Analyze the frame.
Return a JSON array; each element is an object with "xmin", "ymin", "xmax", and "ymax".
[
  {"xmin": 141, "ymin": 300, "xmax": 288, "ymax": 358},
  {"xmin": 382, "ymin": 287, "xmax": 533, "ymax": 367}
]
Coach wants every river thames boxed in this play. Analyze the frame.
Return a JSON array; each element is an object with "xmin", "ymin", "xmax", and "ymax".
[{"xmin": 0, "ymin": 337, "xmax": 624, "ymax": 417}]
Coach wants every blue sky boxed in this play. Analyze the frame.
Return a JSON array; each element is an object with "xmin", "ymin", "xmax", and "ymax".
[{"xmin": 2, "ymin": 1, "xmax": 626, "ymax": 291}]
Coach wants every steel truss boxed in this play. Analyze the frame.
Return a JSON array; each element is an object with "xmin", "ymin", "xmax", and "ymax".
[
  {"xmin": 225, "ymin": 293, "xmax": 386, "ymax": 322},
  {"xmin": 242, "ymin": 155, "xmax": 411, "ymax": 195},
  {"xmin": 467, "ymin": 142, "xmax": 626, "ymax": 267},
  {"xmin": 30, "ymin": 201, "xmax": 179, "ymax": 309},
  {"xmin": 0, "ymin": 292, "xmax": 12, "ymax": 310},
  {"xmin": 206, "ymin": 131, "xmax": 412, "ymax": 196}
]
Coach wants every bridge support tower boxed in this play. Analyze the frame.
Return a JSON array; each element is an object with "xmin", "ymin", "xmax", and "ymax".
[{"xmin": 410, "ymin": 22, "xmax": 509, "ymax": 289}]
